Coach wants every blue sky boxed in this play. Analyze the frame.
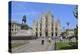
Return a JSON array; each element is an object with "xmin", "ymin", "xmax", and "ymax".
[{"xmin": 11, "ymin": 1, "xmax": 77, "ymax": 30}]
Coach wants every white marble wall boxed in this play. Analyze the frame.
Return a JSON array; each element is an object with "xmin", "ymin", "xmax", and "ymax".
[
  {"xmin": 41, "ymin": 16, "xmax": 46, "ymax": 38},
  {"xmin": 32, "ymin": 11, "xmax": 61, "ymax": 38},
  {"xmin": 32, "ymin": 20, "xmax": 37, "ymax": 36},
  {"xmin": 37, "ymin": 19, "xmax": 40, "ymax": 37},
  {"xmin": 47, "ymin": 14, "xmax": 52, "ymax": 37}
]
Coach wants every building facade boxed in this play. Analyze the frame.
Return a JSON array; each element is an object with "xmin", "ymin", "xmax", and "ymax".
[
  {"xmin": 32, "ymin": 11, "xmax": 61, "ymax": 38},
  {"xmin": 10, "ymin": 22, "xmax": 21, "ymax": 36}
]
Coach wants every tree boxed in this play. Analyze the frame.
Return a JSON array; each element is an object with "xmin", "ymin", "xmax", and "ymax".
[
  {"xmin": 74, "ymin": 27, "xmax": 78, "ymax": 39},
  {"xmin": 73, "ymin": 6, "xmax": 78, "ymax": 47},
  {"xmin": 73, "ymin": 5, "xmax": 78, "ymax": 40},
  {"xmin": 73, "ymin": 5, "xmax": 78, "ymax": 19}
]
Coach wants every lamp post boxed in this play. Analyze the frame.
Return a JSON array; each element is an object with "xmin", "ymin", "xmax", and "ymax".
[{"xmin": 66, "ymin": 22, "xmax": 69, "ymax": 37}]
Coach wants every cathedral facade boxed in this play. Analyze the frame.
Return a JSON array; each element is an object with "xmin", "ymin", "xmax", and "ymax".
[{"xmin": 32, "ymin": 11, "xmax": 61, "ymax": 38}]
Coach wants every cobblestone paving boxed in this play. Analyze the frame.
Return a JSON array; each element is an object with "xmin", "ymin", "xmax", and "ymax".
[{"xmin": 12, "ymin": 38, "xmax": 55, "ymax": 53}]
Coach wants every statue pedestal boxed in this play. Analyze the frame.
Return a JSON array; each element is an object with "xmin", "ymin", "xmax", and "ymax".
[{"xmin": 21, "ymin": 24, "xmax": 29, "ymax": 30}]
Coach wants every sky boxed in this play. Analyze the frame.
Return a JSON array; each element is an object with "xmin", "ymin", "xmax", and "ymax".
[{"xmin": 10, "ymin": 1, "xmax": 77, "ymax": 31}]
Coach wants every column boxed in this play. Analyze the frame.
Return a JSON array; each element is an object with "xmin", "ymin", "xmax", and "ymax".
[
  {"xmin": 37, "ymin": 19, "xmax": 40, "ymax": 38},
  {"xmin": 42, "ymin": 16, "xmax": 46, "ymax": 38},
  {"xmin": 47, "ymin": 14, "xmax": 52, "ymax": 38}
]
